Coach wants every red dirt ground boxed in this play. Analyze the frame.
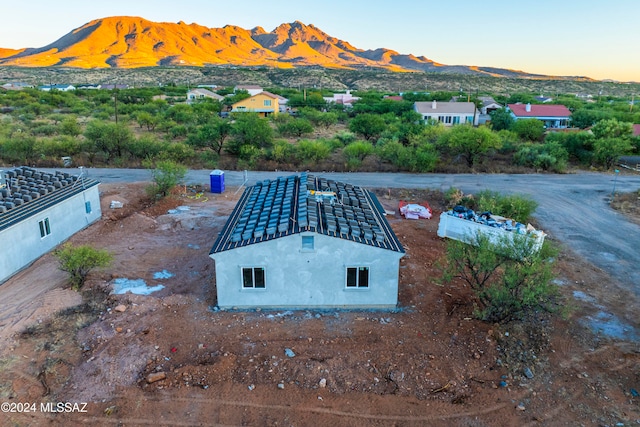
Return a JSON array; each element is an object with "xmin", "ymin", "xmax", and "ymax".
[{"xmin": 0, "ymin": 182, "xmax": 638, "ymax": 426}]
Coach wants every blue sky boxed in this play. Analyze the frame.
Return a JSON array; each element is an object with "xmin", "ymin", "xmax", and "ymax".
[{"xmin": 1, "ymin": 0, "xmax": 638, "ymax": 82}]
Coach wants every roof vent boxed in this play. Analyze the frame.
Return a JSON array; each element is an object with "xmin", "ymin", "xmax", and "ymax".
[{"xmin": 525, "ymin": 103, "xmax": 531, "ymax": 112}]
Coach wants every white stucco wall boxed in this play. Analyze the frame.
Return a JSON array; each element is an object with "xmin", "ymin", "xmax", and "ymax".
[
  {"xmin": 0, "ymin": 185, "xmax": 102, "ymax": 284},
  {"xmin": 211, "ymin": 233, "xmax": 403, "ymax": 309}
]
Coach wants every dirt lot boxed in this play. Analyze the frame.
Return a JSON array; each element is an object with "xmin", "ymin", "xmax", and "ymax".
[{"xmin": 0, "ymin": 182, "xmax": 639, "ymax": 426}]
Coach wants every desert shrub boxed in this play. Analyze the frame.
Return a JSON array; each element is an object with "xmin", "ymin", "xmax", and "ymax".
[
  {"xmin": 54, "ymin": 243, "xmax": 113, "ymax": 290},
  {"xmin": 413, "ymin": 143, "xmax": 439, "ymax": 172},
  {"xmin": 128, "ymin": 135, "xmax": 166, "ymax": 160},
  {"xmin": 147, "ymin": 160, "xmax": 187, "ymax": 199},
  {"xmin": 476, "ymin": 190, "xmax": 538, "ymax": 223},
  {"xmin": 269, "ymin": 140, "xmax": 298, "ymax": 164},
  {"xmin": 60, "ymin": 117, "xmax": 82, "ymax": 136},
  {"xmin": 443, "ymin": 232, "xmax": 559, "ymax": 323},
  {"xmin": 335, "ymin": 130, "xmax": 356, "ymax": 145},
  {"xmin": 0, "ymin": 134, "xmax": 37, "ymax": 163},
  {"xmin": 297, "ymin": 139, "xmax": 331, "ymax": 164},
  {"xmin": 158, "ymin": 142, "xmax": 195, "ymax": 163},
  {"xmin": 343, "ymin": 140, "xmax": 374, "ymax": 162},
  {"xmin": 513, "ymin": 141, "xmax": 568, "ymax": 172},
  {"xmin": 31, "ymin": 123, "xmax": 57, "ymax": 136},
  {"xmin": 277, "ymin": 118, "xmax": 314, "ymax": 137},
  {"xmin": 592, "ymin": 137, "xmax": 633, "ymax": 170}
]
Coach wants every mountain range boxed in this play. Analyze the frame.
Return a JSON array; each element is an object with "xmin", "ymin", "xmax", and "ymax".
[{"xmin": 0, "ymin": 16, "xmax": 588, "ymax": 80}]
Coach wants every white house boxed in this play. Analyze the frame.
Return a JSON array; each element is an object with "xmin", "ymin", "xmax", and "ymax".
[
  {"xmin": 186, "ymin": 88, "xmax": 224, "ymax": 103},
  {"xmin": 38, "ymin": 84, "xmax": 76, "ymax": 92},
  {"xmin": 323, "ymin": 91, "xmax": 360, "ymax": 108},
  {"xmin": 234, "ymin": 85, "xmax": 263, "ymax": 96},
  {"xmin": 414, "ymin": 101, "xmax": 478, "ymax": 126},
  {"xmin": 209, "ymin": 173, "xmax": 405, "ymax": 310},
  {"xmin": 0, "ymin": 167, "xmax": 102, "ymax": 284}
]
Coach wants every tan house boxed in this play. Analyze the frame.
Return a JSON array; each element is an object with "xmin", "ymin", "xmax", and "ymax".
[
  {"xmin": 187, "ymin": 88, "xmax": 224, "ymax": 103},
  {"xmin": 231, "ymin": 92, "xmax": 280, "ymax": 116}
]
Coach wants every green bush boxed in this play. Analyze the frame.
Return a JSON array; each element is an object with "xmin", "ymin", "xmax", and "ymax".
[
  {"xmin": 54, "ymin": 243, "xmax": 113, "ymax": 290},
  {"xmin": 147, "ymin": 160, "xmax": 187, "ymax": 199},
  {"xmin": 513, "ymin": 141, "xmax": 568, "ymax": 172},
  {"xmin": 476, "ymin": 190, "xmax": 538, "ymax": 223},
  {"xmin": 443, "ymin": 232, "xmax": 559, "ymax": 323},
  {"xmin": 297, "ymin": 139, "xmax": 331, "ymax": 164}
]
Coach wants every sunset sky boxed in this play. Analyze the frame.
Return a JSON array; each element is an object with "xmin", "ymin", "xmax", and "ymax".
[{"xmin": 2, "ymin": 0, "xmax": 638, "ymax": 82}]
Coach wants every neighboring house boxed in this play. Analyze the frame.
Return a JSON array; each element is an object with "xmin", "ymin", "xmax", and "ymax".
[
  {"xmin": 209, "ymin": 172, "xmax": 405, "ymax": 309},
  {"xmin": 231, "ymin": 92, "xmax": 280, "ymax": 116},
  {"xmin": 0, "ymin": 167, "xmax": 102, "ymax": 284},
  {"xmin": 477, "ymin": 96, "xmax": 502, "ymax": 125},
  {"xmin": 414, "ymin": 101, "xmax": 478, "ymax": 126},
  {"xmin": 99, "ymin": 84, "xmax": 129, "ymax": 90},
  {"xmin": 478, "ymin": 96, "xmax": 502, "ymax": 115},
  {"xmin": 38, "ymin": 84, "xmax": 76, "ymax": 92},
  {"xmin": 535, "ymin": 95, "xmax": 553, "ymax": 103},
  {"xmin": 187, "ymin": 88, "xmax": 224, "ymax": 103},
  {"xmin": 323, "ymin": 91, "xmax": 360, "ymax": 108},
  {"xmin": 633, "ymin": 124, "xmax": 640, "ymax": 138},
  {"xmin": 234, "ymin": 85, "xmax": 263, "ymax": 96},
  {"xmin": 383, "ymin": 95, "xmax": 403, "ymax": 102},
  {"xmin": 75, "ymin": 84, "xmax": 101, "ymax": 90},
  {"xmin": 507, "ymin": 103, "xmax": 572, "ymax": 129},
  {"xmin": 1, "ymin": 82, "xmax": 32, "ymax": 90}
]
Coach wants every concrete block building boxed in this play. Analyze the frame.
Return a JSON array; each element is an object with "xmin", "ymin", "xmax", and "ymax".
[
  {"xmin": 210, "ymin": 173, "xmax": 404, "ymax": 309},
  {"xmin": 0, "ymin": 167, "xmax": 101, "ymax": 283}
]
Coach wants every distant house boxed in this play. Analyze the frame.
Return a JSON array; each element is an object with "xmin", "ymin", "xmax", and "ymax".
[
  {"xmin": 633, "ymin": 124, "xmax": 640, "ymax": 138},
  {"xmin": 323, "ymin": 91, "xmax": 360, "ymax": 108},
  {"xmin": 99, "ymin": 84, "xmax": 129, "ymax": 90},
  {"xmin": 1, "ymin": 82, "xmax": 32, "ymax": 90},
  {"xmin": 414, "ymin": 101, "xmax": 478, "ymax": 126},
  {"xmin": 231, "ymin": 91, "xmax": 280, "ymax": 116},
  {"xmin": 478, "ymin": 96, "xmax": 502, "ymax": 115},
  {"xmin": 534, "ymin": 95, "xmax": 553, "ymax": 103},
  {"xmin": 38, "ymin": 84, "xmax": 75, "ymax": 92},
  {"xmin": 75, "ymin": 84, "xmax": 101, "ymax": 90},
  {"xmin": 0, "ymin": 167, "xmax": 102, "ymax": 284},
  {"xmin": 187, "ymin": 88, "xmax": 224, "ymax": 103},
  {"xmin": 383, "ymin": 95, "xmax": 403, "ymax": 102},
  {"xmin": 209, "ymin": 172, "xmax": 405, "ymax": 309},
  {"xmin": 507, "ymin": 103, "xmax": 572, "ymax": 129},
  {"xmin": 234, "ymin": 85, "xmax": 263, "ymax": 96}
]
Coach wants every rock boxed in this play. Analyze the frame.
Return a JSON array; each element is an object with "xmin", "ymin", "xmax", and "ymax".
[
  {"xmin": 248, "ymin": 384, "xmax": 255, "ymax": 391},
  {"xmin": 523, "ymin": 367, "xmax": 534, "ymax": 379},
  {"xmin": 115, "ymin": 327, "xmax": 123, "ymax": 333},
  {"xmin": 147, "ymin": 372, "xmax": 166, "ymax": 384},
  {"xmin": 319, "ymin": 378, "xmax": 327, "ymax": 388},
  {"xmin": 499, "ymin": 381, "xmax": 508, "ymax": 388},
  {"xmin": 284, "ymin": 348, "xmax": 296, "ymax": 358},
  {"xmin": 277, "ymin": 383, "xmax": 284, "ymax": 389},
  {"xmin": 114, "ymin": 304, "xmax": 127, "ymax": 313},
  {"xmin": 516, "ymin": 403, "xmax": 525, "ymax": 411}
]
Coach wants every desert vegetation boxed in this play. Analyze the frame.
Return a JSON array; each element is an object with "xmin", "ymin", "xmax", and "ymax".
[{"xmin": 0, "ymin": 78, "xmax": 639, "ymax": 174}]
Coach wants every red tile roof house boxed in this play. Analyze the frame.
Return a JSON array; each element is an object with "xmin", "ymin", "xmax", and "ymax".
[
  {"xmin": 508, "ymin": 103, "xmax": 572, "ymax": 129},
  {"xmin": 632, "ymin": 124, "xmax": 640, "ymax": 137}
]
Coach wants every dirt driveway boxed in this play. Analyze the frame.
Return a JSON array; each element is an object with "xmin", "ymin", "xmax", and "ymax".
[{"xmin": 0, "ymin": 181, "xmax": 639, "ymax": 426}]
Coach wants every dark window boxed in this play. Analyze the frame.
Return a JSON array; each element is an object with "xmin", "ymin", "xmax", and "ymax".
[
  {"xmin": 242, "ymin": 267, "xmax": 266, "ymax": 289},
  {"xmin": 39, "ymin": 218, "xmax": 51, "ymax": 238},
  {"xmin": 85, "ymin": 201, "xmax": 92, "ymax": 214},
  {"xmin": 346, "ymin": 267, "xmax": 369, "ymax": 288}
]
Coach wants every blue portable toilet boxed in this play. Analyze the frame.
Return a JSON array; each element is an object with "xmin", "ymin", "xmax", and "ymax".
[{"xmin": 210, "ymin": 169, "xmax": 225, "ymax": 193}]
